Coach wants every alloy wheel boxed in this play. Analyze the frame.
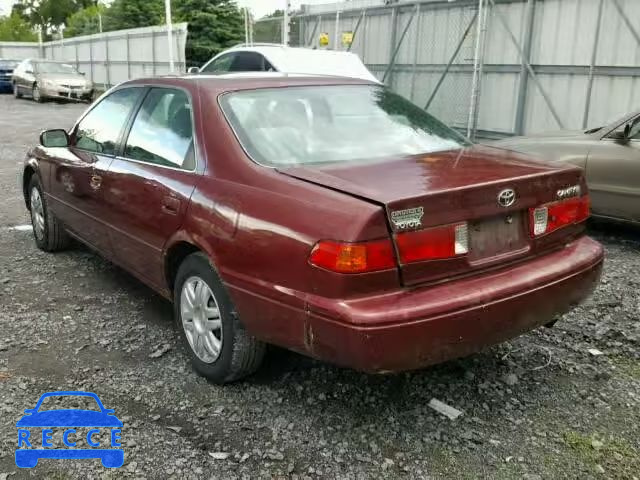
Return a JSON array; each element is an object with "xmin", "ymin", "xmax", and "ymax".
[
  {"xmin": 180, "ymin": 276, "xmax": 223, "ymax": 363},
  {"xmin": 30, "ymin": 187, "xmax": 45, "ymax": 241}
]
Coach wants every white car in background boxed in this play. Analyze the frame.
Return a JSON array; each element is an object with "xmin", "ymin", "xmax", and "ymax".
[{"xmin": 190, "ymin": 44, "xmax": 379, "ymax": 83}]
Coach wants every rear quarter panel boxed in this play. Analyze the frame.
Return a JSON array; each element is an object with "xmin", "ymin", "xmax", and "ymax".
[{"xmin": 172, "ymin": 89, "xmax": 395, "ymax": 349}]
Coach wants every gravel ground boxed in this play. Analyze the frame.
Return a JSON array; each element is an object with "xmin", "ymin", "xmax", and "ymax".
[{"xmin": 0, "ymin": 94, "xmax": 638, "ymax": 480}]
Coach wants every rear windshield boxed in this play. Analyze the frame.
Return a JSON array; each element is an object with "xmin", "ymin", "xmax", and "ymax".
[{"xmin": 220, "ymin": 85, "xmax": 469, "ymax": 167}]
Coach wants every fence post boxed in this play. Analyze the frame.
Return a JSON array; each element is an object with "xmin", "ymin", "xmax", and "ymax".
[
  {"xmin": 467, "ymin": 0, "xmax": 487, "ymax": 139},
  {"xmin": 514, "ymin": 0, "xmax": 536, "ymax": 135},
  {"xmin": 89, "ymin": 37, "xmax": 94, "ymax": 83},
  {"xmin": 383, "ymin": 5, "xmax": 416, "ymax": 87},
  {"xmin": 386, "ymin": 7, "xmax": 399, "ymax": 86},
  {"xmin": 410, "ymin": 4, "xmax": 422, "ymax": 101},
  {"xmin": 74, "ymin": 41, "xmax": 79, "ymax": 71},
  {"xmin": 105, "ymin": 34, "xmax": 111, "ymax": 89},
  {"xmin": 126, "ymin": 34, "xmax": 131, "ymax": 79},
  {"xmin": 152, "ymin": 31, "xmax": 157, "ymax": 76},
  {"xmin": 582, "ymin": 0, "xmax": 604, "ymax": 129}
]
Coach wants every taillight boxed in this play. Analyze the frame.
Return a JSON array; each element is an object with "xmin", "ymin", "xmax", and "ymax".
[
  {"xmin": 529, "ymin": 195, "xmax": 590, "ymax": 237},
  {"xmin": 309, "ymin": 239, "xmax": 396, "ymax": 273},
  {"xmin": 396, "ymin": 223, "xmax": 468, "ymax": 264}
]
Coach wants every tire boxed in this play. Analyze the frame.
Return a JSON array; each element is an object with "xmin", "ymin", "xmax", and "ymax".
[
  {"xmin": 28, "ymin": 175, "xmax": 70, "ymax": 252},
  {"xmin": 32, "ymin": 83, "xmax": 43, "ymax": 103},
  {"xmin": 174, "ymin": 252, "xmax": 265, "ymax": 384},
  {"xmin": 13, "ymin": 83, "xmax": 22, "ymax": 99}
]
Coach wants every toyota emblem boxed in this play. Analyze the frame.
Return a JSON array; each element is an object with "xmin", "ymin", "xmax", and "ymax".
[{"xmin": 497, "ymin": 189, "xmax": 516, "ymax": 208}]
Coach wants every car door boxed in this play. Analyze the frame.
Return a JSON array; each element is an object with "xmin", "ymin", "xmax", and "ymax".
[
  {"xmin": 101, "ymin": 87, "xmax": 199, "ymax": 289},
  {"xmin": 47, "ymin": 87, "xmax": 145, "ymax": 254},
  {"xmin": 587, "ymin": 117, "xmax": 640, "ymax": 222}
]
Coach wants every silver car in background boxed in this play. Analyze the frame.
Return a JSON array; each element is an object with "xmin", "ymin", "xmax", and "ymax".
[{"xmin": 12, "ymin": 59, "xmax": 93, "ymax": 103}]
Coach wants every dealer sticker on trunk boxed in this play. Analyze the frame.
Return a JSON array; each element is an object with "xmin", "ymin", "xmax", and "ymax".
[{"xmin": 391, "ymin": 207, "xmax": 424, "ymax": 230}]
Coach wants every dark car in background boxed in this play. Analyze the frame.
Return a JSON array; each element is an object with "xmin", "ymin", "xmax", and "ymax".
[
  {"xmin": 0, "ymin": 59, "xmax": 19, "ymax": 93},
  {"xmin": 12, "ymin": 59, "xmax": 93, "ymax": 103},
  {"xmin": 22, "ymin": 74, "xmax": 603, "ymax": 383}
]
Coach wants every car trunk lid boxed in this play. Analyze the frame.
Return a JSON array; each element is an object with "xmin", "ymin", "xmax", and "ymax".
[{"xmin": 279, "ymin": 145, "xmax": 586, "ymax": 286}]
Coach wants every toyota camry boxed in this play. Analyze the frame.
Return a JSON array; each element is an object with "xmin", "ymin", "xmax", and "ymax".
[{"xmin": 22, "ymin": 73, "xmax": 604, "ymax": 383}]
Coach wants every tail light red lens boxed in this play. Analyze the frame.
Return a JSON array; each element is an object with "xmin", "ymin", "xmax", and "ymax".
[
  {"xmin": 529, "ymin": 195, "xmax": 590, "ymax": 237},
  {"xmin": 309, "ymin": 239, "xmax": 396, "ymax": 273},
  {"xmin": 396, "ymin": 223, "xmax": 469, "ymax": 264}
]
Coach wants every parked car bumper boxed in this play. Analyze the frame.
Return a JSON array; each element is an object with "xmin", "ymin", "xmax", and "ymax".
[
  {"xmin": 40, "ymin": 85, "xmax": 93, "ymax": 101},
  {"xmin": 303, "ymin": 235, "xmax": 604, "ymax": 373}
]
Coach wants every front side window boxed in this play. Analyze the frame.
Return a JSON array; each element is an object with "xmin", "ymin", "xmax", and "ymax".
[
  {"xmin": 220, "ymin": 85, "xmax": 469, "ymax": 167},
  {"xmin": 124, "ymin": 88, "xmax": 195, "ymax": 169},
  {"xmin": 74, "ymin": 88, "xmax": 142, "ymax": 155},
  {"xmin": 201, "ymin": 53, "xmax": 236, "ymax": 74}
]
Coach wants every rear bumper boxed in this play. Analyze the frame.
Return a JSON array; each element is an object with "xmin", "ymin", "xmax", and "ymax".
[{"xmin": 304, "ymin": 236, "xmax": 604, "ymax": 372}]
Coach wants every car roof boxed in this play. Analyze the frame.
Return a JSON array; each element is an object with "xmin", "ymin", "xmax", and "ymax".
[
  {"xmin": 204, "ymin": 45, "xmax": 380, "ymax": 83},
  {"xmin": 123, "ymin": 73, "xmax": 377, "ymax": 95}
]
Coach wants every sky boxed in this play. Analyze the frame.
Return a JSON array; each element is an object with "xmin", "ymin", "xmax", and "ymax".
[{"xmin": 0, "ymin": 1, "xmax": 332, "ymax": 19}]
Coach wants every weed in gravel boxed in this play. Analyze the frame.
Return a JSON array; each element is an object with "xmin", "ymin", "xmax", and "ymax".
[{"xmin": 563, "ymin": 431, "xmax": 639, "ymax": 478}]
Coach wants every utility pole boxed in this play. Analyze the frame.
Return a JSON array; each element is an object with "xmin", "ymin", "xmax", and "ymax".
[
  {"xmin": 244, "ymin": 8, "xmax": 249, "ymax": 45},
  {"xmin": 283, "ymin": 0, "xmax": 291, "ymax": 45},
  {"xmin": 96, "ymin": 0, "xmax": 102, "ymax": 33},
  {"xmin": 165, "ymin": 0, "xmax": 175, "ymax": 72}
]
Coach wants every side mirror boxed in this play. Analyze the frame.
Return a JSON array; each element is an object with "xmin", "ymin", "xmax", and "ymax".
[
  {"xmin": 40, "ymin": 129, "xmax": 69, "ymax": 148},
  {"xmin": 24, "ymin": 409, "xmax": 36, "ymax": 414},
  {"xmin": 609, "ymin": 129, "xmax": 628, "ymax": 142},
  {"xmin": 104, "ymin": 409, "xmax": 115, "ymax": 415},
  {"xmin": 187, "ymin": 66, "xmax": 200, "ymax": 74},
  {"xmin": 79, "ymin": 71, "xmax": 85, "ymax": 76}
]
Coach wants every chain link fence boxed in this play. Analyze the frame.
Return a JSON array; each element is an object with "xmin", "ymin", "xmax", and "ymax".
[{"xmin": 259, "ymin": 0, "xmax": 640, "ymax": 140}]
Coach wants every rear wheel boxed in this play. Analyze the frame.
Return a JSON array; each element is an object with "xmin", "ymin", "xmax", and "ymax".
[
  {"xmin": 174, "ymin": 253, "xmax": 265, "ymax": 383},
  {"xmin": 13, "ymin": 83, "xmax": 22, "ymax": 99},
  {"xmin": 32, "ymin": 83, "xmax": 43, "ymax": 103},
  {"xmin": 28, "ymin": 175, "xmax": 69, "ymax": 252}
]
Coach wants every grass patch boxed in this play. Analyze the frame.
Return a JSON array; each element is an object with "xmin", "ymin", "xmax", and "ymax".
[
  {"xmin": 610, "ymin": 355, "xmax": 640, "ymax": 379},
  {"xmin": 563, "ymin": 431, "xmax": 639, "ymax": 478}
]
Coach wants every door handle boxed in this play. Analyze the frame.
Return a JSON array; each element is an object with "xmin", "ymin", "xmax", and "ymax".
[
  {"xmin": 161, "ymin": 196, "xmax": 181, "ymax": 215},
  {"xmin": 90, "ymin": 174, "xmax": 102, "ymax": 190}
]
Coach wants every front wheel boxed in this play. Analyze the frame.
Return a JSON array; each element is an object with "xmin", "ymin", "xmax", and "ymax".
[
  {"xmin": 28, "ymin": 175, "xmax": 69, "ymax": 252},
  {"xmin": 174, "ymin": 253, "xmax": 265, "ymax": 384},
  {"xmin": 32, "ymin": 83, "xmax": 43, "ymax": 103}
]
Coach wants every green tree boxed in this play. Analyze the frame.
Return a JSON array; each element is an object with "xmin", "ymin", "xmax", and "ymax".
[
  {"xmin": 12, "ymin": 0, "xmax": 93, "ymax": 39},
  {"xmin": 101, "ymin": 0, "xmax": 164, "ymax": 32},
  {"xmin": 173, "ymin": 0, "xmax": 244, "ymax": 65},
  {"xmin": 65, "ymin": 4, "xmax": 106, "ymax": 37},
  {"xmin": 0, "ymin": 12, "xmax": 38, "ymax": 41}
]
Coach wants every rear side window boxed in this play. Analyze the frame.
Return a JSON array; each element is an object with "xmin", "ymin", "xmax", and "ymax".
[
  {"xmin": 124, "ymin": 88, "xmax": 195, "ymax": 170},
  {"xmin": 229, "ymin": 52, "xmax": 269, "ymax": 72},
  {"xmin": 74, "ymin": 88, "xmax": 142, "ymax": 155}
]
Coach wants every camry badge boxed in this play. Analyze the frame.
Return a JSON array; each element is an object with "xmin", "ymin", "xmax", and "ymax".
[
  {"xmin": 497, "ymin": 189, "xmax": 516, "ymax": 208},
  {"xmin": 391, "ymin": 207, "xmax": 424, "ymax": 230},
  {"xmin": 557, "ymin": 185, "xmax": 581, "ymax": 200}
]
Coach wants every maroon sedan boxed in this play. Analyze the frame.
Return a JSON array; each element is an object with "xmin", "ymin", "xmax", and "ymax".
[{"xmin": 23, "ymin": 74, "xmax": 604, "ymax": 383}]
